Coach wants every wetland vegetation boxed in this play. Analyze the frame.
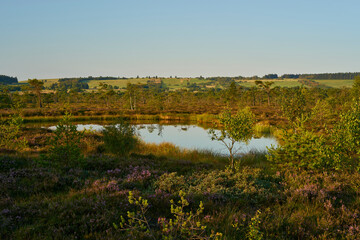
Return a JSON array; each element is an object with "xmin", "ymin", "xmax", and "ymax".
[{"xmin": 1, "ymin": 74, "xmax": 360, "ymax": 239}]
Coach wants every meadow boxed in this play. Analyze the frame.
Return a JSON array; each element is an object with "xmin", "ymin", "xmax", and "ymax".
[
  {"xmin": 35, "ymin": 77, "xmax": 353, "ymax": 91},
  {"xmin": 314, "ymin": 79, "xmax": 354, "ymax": 88}
]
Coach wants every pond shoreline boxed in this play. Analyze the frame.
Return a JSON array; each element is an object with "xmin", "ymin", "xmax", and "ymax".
[{"xmin": 46, "ymin": 122, "xmax": 278, "ymax": 156}]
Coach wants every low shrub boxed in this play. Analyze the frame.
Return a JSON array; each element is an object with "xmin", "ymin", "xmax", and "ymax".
[
  {"xmin": 267, "ymin": 129, "xmax": 332, "ymax": 170},
  {"xmin": 102, "ymin": 121, "xmax": 138, "ymax": 156},
  {"xmin": 155, "ymin": 172, "xmax": 186, "ymax": 194},
  {"xmin": 0, "ymin": 114, "xmax": 27, "ymax": 151},
  {"xmin": 46, "ymin": 113, "xmax": 84, "ymax": 167}
]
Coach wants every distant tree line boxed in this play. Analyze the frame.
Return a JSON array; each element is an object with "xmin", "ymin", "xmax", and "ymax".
[
  {"xmin": 59, "ymin": 76, "xmax": 127, "ymax": 82},
  {"xmin": 281, "ymin": 72, "xmax": 360, "ymax": 80},
  {"xmin": 50, "ymin": 79, "xmax": 89, "ymax": 91},
  {"xmin": 206, "ymin": 72, "xmax": 360, "ymax": 81},
  {"xmin": 0, "ymin": 75, "xmax": 18, "ymax": 85}
]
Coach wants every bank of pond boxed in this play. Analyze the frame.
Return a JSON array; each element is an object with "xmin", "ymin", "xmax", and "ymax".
[{"xmin": 46, "ymin": 122, "xmax": 278, "ymax": 156}]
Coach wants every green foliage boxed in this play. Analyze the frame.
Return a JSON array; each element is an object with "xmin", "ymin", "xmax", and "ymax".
[
  {"xmin": 0, "ymin": 86, "xmax": 12, "ymax": 108},
  {"xmin": 0, "ymin": 114, "xmax": 27, "ymax": 151},
  {"xmin": 102, "ymin": 122, "xmax": 138, "ymax": 156},
  {"xmin": 28, "ymin": 79, "xmax": 44, "ymax": 108},
  {"xmin": 187, "ymin": 167, "xmax": 279, "ymax": 205},
  {"xmin": 0, "ymin": 75, "xmax": 18, "ymax": 84},
  {"xmin": 309, "ymin": 99, "xmax": 333, "ymax": 129},
  {"xmin": 269, "ymin": 100, "xmax": 360, "ymax": 171},
  {"xmin": 255, "ymin": 80, "xmax": 274, "ymax": 105},
  {"xmin": 47, "ymin": 113, "xmax": 84, "ymax": 167},
  {"xmin": 155, "ymin": 172, "xmax": 186, "ymax": 194},
  {"xmin": 115, "ymin": 190, "xmax": 222, "ymax": 240},
  {"xmin": 247, "ymin": 210, "xmax": 263, "ymax": 240},
  {"xmin": 209, "ymin": 108, "xmax": 255, "ymax": 169},
  {"xmin": 267, "ymin": 129, "xmax": 331, "ymax": 170},
  {"xmin": 280, "ymin": 88, "xmax": 309, "ymax": 124},
  {"xmin": 159, "ymin": 190, "xmax": 223, "ymax": 240},
  {"xmin": 352, "ymin": 75, "xmax": 360, "ymax": 99},
  {"xmin": 330, "ymin": 100, "xmax": 360, "ymax": 170},
  {"xmin": 114, "ymin": 191, "xmax": 155, "ymax": 239}
]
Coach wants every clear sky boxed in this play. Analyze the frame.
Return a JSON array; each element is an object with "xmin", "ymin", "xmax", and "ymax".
[{"xmin": 1, "ymin": 0, "xmax": 359, "ymax": 81}]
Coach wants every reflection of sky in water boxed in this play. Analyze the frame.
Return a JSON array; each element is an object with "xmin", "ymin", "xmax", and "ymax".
[{"xmin": 49, "ymin": 124, "xmax": 278, "ymax": 156}]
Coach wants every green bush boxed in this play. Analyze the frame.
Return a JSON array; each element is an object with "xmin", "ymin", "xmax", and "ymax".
[
  {"xmin": 330, "ymin": 100, "xmax": 360, "ymax": 170},
  {"xmin": 155, "ymin": 172, "xmax": 186, "ymax": 193},
  {"xmin": 114, "ymin": 190, "xmax": 223, "ymax": 240},
  {"xmin": 47, "ymin": 113, "xmax": 84, "ymax": 167},
  {"xmin": 0, "ymin": 114, "xmax": 27, "ymax": 151},
  {"xmin": 267, "ymin": 129, "xmax": 332, "ymax": 170},
  {"xmin": 102, "ymin": 122, "xmax": 138, "ymax": 156}
]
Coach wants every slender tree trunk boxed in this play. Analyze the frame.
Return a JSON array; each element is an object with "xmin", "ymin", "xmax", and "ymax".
[
  {"xmin": 129, "ymin": 94, "xmax": 133, "ymax": 110},
  {"xmin": 37, "ymin": 92, "xmax": 42, "ymax": 108}
]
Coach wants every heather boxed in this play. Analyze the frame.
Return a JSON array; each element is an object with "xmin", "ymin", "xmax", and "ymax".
[{"xmin": 1, "ymin": 144, "xmax": 360, "ymax": 239}]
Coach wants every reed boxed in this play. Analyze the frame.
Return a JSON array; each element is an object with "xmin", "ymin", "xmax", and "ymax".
[{"xmin": 135, "ymin": 141, "xmax": 228, "ymax": 166}]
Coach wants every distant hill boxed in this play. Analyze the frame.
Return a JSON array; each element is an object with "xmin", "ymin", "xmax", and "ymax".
[
  {"xmin": 0, "ymin": 75, "xmax": 18, "ymax": 85},
  {"xmin": 37, "ymin": 72, "xmax": 359, "ymax": 91}
]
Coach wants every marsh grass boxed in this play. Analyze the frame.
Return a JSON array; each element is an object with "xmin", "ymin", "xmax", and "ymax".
[
  {"xmin": 135, "ymin": 141, "xmax": 228, "ymax": 167},
  {"xmin": 254, "ymin": 122, "xmax": 272, "ymax": 136},
  {"xmin": 238, "ymin": 150, "xmax": 271, "ymax": 170},
  {"xmin": 23, "ymin": 115, "xmax": 123, "ymax": 123}
]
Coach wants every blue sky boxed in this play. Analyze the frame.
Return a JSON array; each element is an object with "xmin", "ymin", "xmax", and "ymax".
[{"xmin": 1, "ymin": 0, "xmax": 359, "ymax": 81}]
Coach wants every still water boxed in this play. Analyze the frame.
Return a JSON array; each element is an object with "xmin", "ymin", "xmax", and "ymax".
[{"xmin": 49, "ymin": 123, "xmax": 278, "ymax": 156}]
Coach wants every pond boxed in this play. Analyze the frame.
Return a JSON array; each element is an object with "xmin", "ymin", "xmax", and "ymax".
[{"xmin": 48, "ymin": 123, "xmax": 277, "ymax": 156}]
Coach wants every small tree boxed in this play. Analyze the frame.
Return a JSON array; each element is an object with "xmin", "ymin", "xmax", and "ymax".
[
  {"xmin": 0, "ymin": 113, "xmax": 27, "ymax": 151},
  {"xmin": 209, "ymin": 108, "xmax": 255, "ymax": 169},
  {"xmin": 48, "ymin": 113, "xmax": 84, "ymax": 167},
  {"xmin": 280, "ymin": 87, "xmax": 310, "ymax": 129},
  {"xmin": 28, "ymin": 79, "xmax": 44, "ymax": 108}
]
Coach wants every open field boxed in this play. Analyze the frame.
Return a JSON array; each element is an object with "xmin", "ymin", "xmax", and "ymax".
[
  {"xmin": 314, "ymin": 79, "xmax": 354, "ymax": 88},
  {"xmin": 33, "ymin": 78, "xmax": 354, "ymax": 90},
  {"xmin": 37, "ymin": 78, "xmax": 59, "ymax": 88},
  {"xmin": 85, "ymin": 78, "xmax": 212, "ymax": 90},
  {"xmin": 236, "ymin": 79, "xmax": 304, "ymax": 88}
]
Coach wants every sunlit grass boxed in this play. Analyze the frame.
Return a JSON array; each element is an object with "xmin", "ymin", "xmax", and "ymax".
[
  {"xmin": 135, "ymin": 141, "xmax": 228, "ymax": 167},
  {"xmin": 314, "ymin": 79, "xmax": 353, "ymax": 88}
]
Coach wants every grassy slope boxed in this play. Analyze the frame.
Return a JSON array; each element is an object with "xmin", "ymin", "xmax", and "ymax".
[
  {"xmin": 37, "ymin": 78, "xmax": 354, "ymax": 90},
  {"xmin": 314, "ymin": 79, "xmax": 354, "ymax": 88}
]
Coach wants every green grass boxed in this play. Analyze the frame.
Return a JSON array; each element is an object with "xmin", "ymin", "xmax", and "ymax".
[
  {"xmin": 85, "ymin": 79, "xmax": 148, "ymax": 89},
  {"xmin": 236, "ymin": 79, "xmax": 304, "ymax": 88},
  {"xmin": 36, "ymin": 77, "xmax": 354, "ymax": 90},
  {"xmin": 314, "ymin": 79, "xmax": 354, "ymax": 88},
  {"xmin": 38, "ymin": 78, "xmax": 60, "ymax": 88},
  {"xmin": 37, "ymin": 77, "xmax": 213, "ymax": 90}
]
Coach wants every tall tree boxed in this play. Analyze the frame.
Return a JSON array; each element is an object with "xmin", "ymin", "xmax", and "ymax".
[
  {"xmin": 126, "ymin": 83, "xmax": 137, "ymax": 110},
  {"xmin": 28, "ymin": 79, "xmax": 44, "ymax": 108},
  {"xmin": 255, "ymin": 80, "xmax": 275, "ymax": 106}
]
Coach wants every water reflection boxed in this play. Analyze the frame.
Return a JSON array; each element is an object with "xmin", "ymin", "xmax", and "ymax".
[{"xmin": 48, "ymin": 123, "xmax": 277, "ymax": 155}]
